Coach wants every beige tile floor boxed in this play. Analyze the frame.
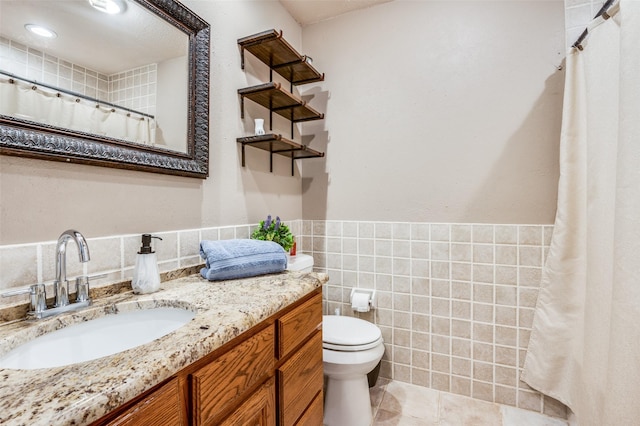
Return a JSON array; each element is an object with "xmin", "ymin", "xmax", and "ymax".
[{"xmin": 370, "ymin": 380, "xmax": 568, "ymax": 426}]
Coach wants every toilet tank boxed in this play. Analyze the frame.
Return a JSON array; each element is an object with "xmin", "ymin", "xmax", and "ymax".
[{"xmin": 286, "ymin": 253, "xmax": 314, "ymax": 272}]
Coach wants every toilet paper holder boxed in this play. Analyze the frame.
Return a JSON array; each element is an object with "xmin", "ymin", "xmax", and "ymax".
[{"xmin": 350, "ymin": 288, "xmax": 376, "ymax": 312}]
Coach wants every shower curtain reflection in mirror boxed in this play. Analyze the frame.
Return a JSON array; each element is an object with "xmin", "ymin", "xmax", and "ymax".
[{"xmin": 0, "ymin": 77, "xmax": 156, "ymax": 145}]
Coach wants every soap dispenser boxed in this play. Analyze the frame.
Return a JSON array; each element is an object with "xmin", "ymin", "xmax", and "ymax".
[{"xmin": 132, "ymin": 234, "xmax": 162, "ymax": 294}]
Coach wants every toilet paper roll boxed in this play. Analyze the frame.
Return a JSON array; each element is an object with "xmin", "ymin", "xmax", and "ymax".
[{"xmin": 351, "ymin": 292, "xmax": 370, "ymax": 312}]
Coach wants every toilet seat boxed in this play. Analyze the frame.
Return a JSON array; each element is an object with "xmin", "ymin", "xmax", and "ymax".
[{"xmin": 323, "ymin": 315, "xmax": 383, "ymax": 352}]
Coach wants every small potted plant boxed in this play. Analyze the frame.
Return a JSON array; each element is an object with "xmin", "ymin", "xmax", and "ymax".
[{"xmin": 251, "ymin": 215, "xmax": 294, "ymax": 252}]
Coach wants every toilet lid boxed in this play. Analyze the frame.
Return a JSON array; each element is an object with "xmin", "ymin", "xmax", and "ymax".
[{"xmin": 322, "ymin": 315, "xmax": 382, "ymax": 348}]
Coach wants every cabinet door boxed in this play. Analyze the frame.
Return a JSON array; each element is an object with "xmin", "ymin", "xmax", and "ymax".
[
  {"xmin": 105, "ymin": 378, "xmax": 184, "ymax": 426},
  {"xmin": 277, "ymin": 292, "xmax": 322, "ymax": 359},
  {"xmin": 294, "ymin": 390, "xmax": 323, "ymax": 426},
  {"xmin": 219, "ymin": 378, "xmax": 276, "ymax": 426},
  {"xmin": 192, "ymin": 325, "xmax": 275, "ymax": 426},
  {"xmin": 278, "ymin": 331, "xmax": 323, "ymax": 426}
]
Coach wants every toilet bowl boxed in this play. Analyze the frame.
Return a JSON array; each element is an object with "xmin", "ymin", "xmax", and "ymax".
[{"xmin": 323, "ymin": 315, "xmax": 385, "ymax": 426}]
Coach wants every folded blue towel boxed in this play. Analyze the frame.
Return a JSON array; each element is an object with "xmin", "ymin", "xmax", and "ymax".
[{"xmin": 199, "ymin": 239, "xmax": 287, "ymax": 281}]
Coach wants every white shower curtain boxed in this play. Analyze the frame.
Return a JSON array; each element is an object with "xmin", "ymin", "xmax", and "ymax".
[
  {"xmin": 521, "ymin": 1, "xmax": 640, "ymax": 425},
  {"xmin": 0, "ymin": 78, "xmax": 156, "ymax": 145}
]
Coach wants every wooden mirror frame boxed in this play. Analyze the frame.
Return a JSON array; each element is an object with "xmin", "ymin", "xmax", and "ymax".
[{"xmin": 0, "ymin": 0, "xmax": 210, "ymax": 178}]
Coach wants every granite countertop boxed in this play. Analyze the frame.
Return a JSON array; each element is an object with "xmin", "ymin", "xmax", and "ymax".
[{"xmin": 0, "ymin": 271, "xmax": 327, "ymax": 426}]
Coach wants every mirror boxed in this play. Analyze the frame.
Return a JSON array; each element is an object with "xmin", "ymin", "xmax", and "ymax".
[{"xmin": 0, "ymin": 0, "xmax": 210, "ymax": 178}]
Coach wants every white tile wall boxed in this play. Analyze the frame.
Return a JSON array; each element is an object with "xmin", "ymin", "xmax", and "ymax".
[
  {"xmin": 0, "ymin": 220, "xmax": 302, "ymax": 305},
  {"xmin": 299, "ymin": 220, "xmax": 567, "ymax": 419},
  {"xmin": 0, "ymin": 36, "xmax": 156, "ymax": 114},
  {"xmin": 0, "ymin": 219, "xmax": 565, "ymax": 419},
  {"xmin": 565, "ymin": 0, "xmax": 610, "ymax": 47},
  {"xmin": 109, "ymin": 64, "xmax": 157, "ymax": 115},
  {"xmin": 1, "ymin": 36, "xmax": 109, "ymax": 102}
]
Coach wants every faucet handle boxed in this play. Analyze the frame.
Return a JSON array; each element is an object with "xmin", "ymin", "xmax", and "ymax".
[
  {"xmin": 31, "ymin": 284, "xmax": 47, "ymax": 314},
  {"xmin": 74, "ymin": 273, "xmax": 107, "ymax": 303},
  {"xmin": 2, "ymin": 284, "xmax": 47, "ymax": 314},
  {"xmin": 75, "ymin": 276, "xmax": 90, "ymax": 303}
]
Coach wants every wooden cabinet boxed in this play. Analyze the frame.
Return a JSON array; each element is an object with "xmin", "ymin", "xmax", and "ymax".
[
  {"xmin": 278, "ymin": 332, "xmax": 323, "ymax": 426},
  {"xmin": 102, "ymin": 378, "xmax": 185, "ymax": 426},
  {"xmin": 294, "ymin": 391, "xmax": 324, "ymax": 425},
  {"xmin": 276, "ymin": 292, "xmax": 324, "ymax": 426},
  {"xmin": 192, "ymin": 326, "xmax": 275, "ymax": 425},
  {"xmin": 277, "ymin": 292, "xmax": 323, "ymax": 358},
  {"xmin": 219, "ymin": 378, "xmax": 276, "ymax": 426},
  {"xmin": 237, "ymin": 29, "xmax": 326, "ymax": 175},
  {"xmin": 92, "ymin": 288, "xmax": 322, "ymax": 426}
]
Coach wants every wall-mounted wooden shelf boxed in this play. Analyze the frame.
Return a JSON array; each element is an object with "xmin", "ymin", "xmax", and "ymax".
[
  {"xmin": 237, "ymin": 134, "xmax": 324, "ymax": 176},
  {"xmin": 238, "ymin": 82, "xmax": 324, "ymax": 123},
  {"xmin": 237, "ymin": 30, "xmax": 326, "ymax": 176},
  {"xmin": 238, "ymin": 29, "xmax": 324, "ymax": 85}
]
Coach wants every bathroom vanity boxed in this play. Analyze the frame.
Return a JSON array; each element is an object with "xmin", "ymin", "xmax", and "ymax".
[{"xmin": 0, "ymin": 271, "xmax": 327, "ymax": 425}]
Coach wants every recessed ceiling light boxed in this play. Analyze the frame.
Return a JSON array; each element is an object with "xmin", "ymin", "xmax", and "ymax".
[
  {"xmin": 88, "ymin": 0, "xmax": 126, "ymax": 14},
  {"xmin": 24, "ymin": 24, "xmax": 57, "ymax": 39}
]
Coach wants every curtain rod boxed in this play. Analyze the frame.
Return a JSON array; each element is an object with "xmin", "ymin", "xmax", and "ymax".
[
  {"xmin": 572, "ymin": 0, "xmax": 617, "ymax": 50},
  {"xmin": 0, "ymin": 70, "xmax": 155, "ymax": 119}
]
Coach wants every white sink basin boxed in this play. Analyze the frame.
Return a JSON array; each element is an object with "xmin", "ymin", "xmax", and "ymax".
[{"xmin": 0, "ymin": 307, "xmax": 196, "ymax": 370}]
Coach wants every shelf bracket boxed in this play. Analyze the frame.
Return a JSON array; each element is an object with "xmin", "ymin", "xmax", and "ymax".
[
  {"xmin": 241, "ymin": 143, "xmax": 246, "ymax": 167},
  {"xmin": 269, "ymin": 150, "xmax": 274, "ymax": 173},
  {"xmin": 240, "ymin": 96, "xmax": 245, "ymax": 119},
  {"xmin": 291, "ymin": 157, "xmax": 295, "ymax": 176},
  {"xmin": 240, "ymin": 46, "xmax": 245, "ymax": 70}
]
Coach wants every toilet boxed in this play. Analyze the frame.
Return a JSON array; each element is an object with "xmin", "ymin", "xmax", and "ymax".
[
  {"xmin": 322, "ymin": 315, "xmax": 385, "ymax": 426},
  {"xmin": 286, "ymin": 253, "xmax": 314, "ymax": 272}
]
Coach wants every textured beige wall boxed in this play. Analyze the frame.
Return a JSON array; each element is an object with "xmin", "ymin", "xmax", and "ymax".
[
  {"xmin": 0, "ymin": 1, "xmax": 566, "ymax": 245},
  {"xmin": 300, "ymin": 0, "xmax": 565, "ymax": 224},
  {"xmin": 0, "ymin": 1, "xmax": 304, "ymax": 245}
]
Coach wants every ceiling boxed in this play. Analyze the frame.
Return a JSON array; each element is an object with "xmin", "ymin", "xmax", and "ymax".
[
  {"xmin": 279, "ymin": 0, "xmax": 394, "ymax": 26},
  {"xmin": 0, "ymin": 0, "xmax": 393, "ymax": 75},
  {"xmin": 0, "ymin": 0, "xmax": 187, "ymax": 75}
]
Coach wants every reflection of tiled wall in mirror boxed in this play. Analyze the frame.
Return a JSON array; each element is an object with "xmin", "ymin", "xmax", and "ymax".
[
  {"xmin": 0, "ymin": 36, "xmax": 109, "ymax": 102},
  {"xmin": 0, "ymin": 35, "xmax": 156, "ymax": 115},
  {"xmin": 108, "ymin": 64, "xmax": 157, "ymax": 116}
]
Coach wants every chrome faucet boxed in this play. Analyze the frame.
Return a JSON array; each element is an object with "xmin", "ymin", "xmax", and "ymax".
[
  {"xmin": 1, "ymin": 229, "xmax": 106, "ymax": 319},
  {"xmin": 54, "ymin": 229, "xmax": 90, "ymax": 307}
]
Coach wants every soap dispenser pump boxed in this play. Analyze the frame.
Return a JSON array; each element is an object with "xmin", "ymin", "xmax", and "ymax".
[{"xmin": 132, "ymin": 234, "xmax": 162, "ymax": 294}]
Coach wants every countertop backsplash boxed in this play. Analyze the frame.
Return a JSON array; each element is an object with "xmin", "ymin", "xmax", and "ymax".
[{"xmin": 0, "ymin": 221, "xmax": 304, "ymax": 312}]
